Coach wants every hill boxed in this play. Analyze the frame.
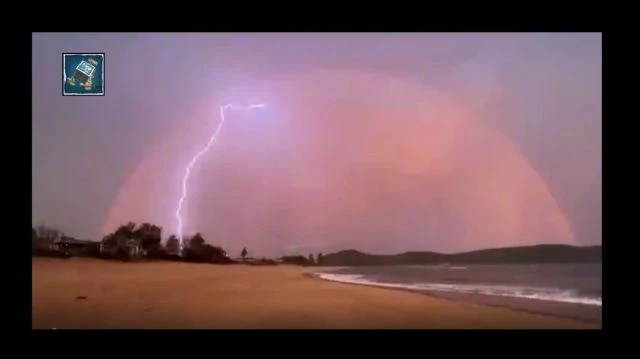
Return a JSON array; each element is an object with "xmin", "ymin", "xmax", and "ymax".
[{"xmin": 320, "ymin": 244, "xmax": 602, "ymax": 266}]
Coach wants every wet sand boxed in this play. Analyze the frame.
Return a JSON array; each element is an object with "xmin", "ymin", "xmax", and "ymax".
[{"xmin": 32, "ymin": 258, "xmax": 599, "ymax": 329}]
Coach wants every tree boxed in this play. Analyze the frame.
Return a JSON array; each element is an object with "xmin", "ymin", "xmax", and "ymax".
[
  {"xmin": 98, "ymin": 222, "xmax": 164, "ymax": 260},
  {"xmin": 241, "ymin": 247, "xmax": 248, "ymax": 259},
  {"xmin": 184, "ymin": 243, "xmax": 230, "ymax": 263},
  {"xmin": 317, "ymin": 252, "xmax": 324, "ymax": 265},
  {"xmin": 134, "ymin": 223, "xmax": 162, "ymax": 250},
  {"xmin": 102, "ymin": 233, "xmax": 118, "ymax": 246},
  {"xmin": 37, "ymin": 224, "xmax": 46, "ymax": 239},
  {"xmin": 166, "ymin": 235, "xmax": 181, "ymax": 254},
  {"xmin": 308, "ymin": 253, "xmax": 315, "ymax": 265},
  {"xmin": 36, "ymin": 223, "xmax": 61, "ymax": 242},
  {"xmin": 280, "ymin": 255, "xmax": 310, "ymax": 266},
  {"xmin": 190, "ymin": 233, "xmax": 205, "ymax": 248},
  {"xmin": 114, "ymin": 222, "xmax": 136, "ymax": 239},
  {"xmin": 32, "ymin": 228, "xmax": 39, "ymax": 254}
]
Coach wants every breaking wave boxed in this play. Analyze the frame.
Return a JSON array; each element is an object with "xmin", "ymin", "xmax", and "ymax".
[{"xmin": 315, "ymin": 272, "xmax": 602, "ymax": 306}]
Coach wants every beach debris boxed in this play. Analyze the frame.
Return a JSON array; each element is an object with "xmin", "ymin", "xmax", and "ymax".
[{"xmin": 76, "ymin": 296, "xmax": 87, "ymax": 300}]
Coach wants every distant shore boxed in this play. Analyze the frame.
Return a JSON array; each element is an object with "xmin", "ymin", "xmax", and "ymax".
[{"xmin": 32, "ymin": 257, "xmax": 599, "ymax": 329}]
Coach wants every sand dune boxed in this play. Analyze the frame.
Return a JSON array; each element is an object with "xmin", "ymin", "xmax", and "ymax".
[{"xmin": 32, "ymin": 258, "xmax": 597, "ymax": 329}]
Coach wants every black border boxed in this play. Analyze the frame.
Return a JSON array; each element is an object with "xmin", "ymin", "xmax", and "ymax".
[
  {"xmin": 21, "ymin": 30, "xmax": 610, "ymax": 351},
  {"xmin": 61, "ymin": 52, "xmax": 105, "ymax": 96}
]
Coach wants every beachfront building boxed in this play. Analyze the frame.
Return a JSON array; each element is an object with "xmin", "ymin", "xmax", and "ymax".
[
  {"xmin": 99, "ymin": 236, "xmax": 144, "ymax": 259},
  {"xmin": 52, "ymin": 237, "xmax": 99, "ymax": 257}
]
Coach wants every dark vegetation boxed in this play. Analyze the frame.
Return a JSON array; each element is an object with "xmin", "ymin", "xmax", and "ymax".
[
  {"xmin": 33, "ymin": 223, "xmax": 597, "ymax": 266},
  {"xmin": 32, "ymin": 222, "xmax": 231, "ymax": 264},
  {"xmin": 31, "ymin": 224, "xmax": 98, "ymax": 258},
  {"xmin": 320, "ymin": 245, "xmax": 602, "ymax": 266},
  {"xmin": 280, "ymin": 255, "xmax": 314, "ymax": 266},
  {"xmin": 247, "ymin": 258, "xmax": 278, "ymax": 266},
  {"xmin": 32, "ymin": 223, "xmax": 313, "ymax": 266},
  {"xmin": 182, "ymin": 233, "xmax": 232, "ymax": 263}
]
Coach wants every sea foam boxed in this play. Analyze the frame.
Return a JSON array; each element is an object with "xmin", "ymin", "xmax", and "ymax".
[{"xmin": 315, "ymin": 272, "xmax": 602, "ymax": 306}]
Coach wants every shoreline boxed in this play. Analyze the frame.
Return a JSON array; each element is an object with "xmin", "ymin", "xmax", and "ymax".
[
  {"xmin": 32, "ymin": 258, "xmax": 599, "ymax": 329},
  {"xmin": 305, "ymin": 272, "xmax": 601, "ymax": 325}
]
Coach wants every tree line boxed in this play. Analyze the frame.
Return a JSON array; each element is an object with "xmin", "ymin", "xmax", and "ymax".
[{"xmin": 32, "ymin": 222, "xmax": 325, "ymax": 266}]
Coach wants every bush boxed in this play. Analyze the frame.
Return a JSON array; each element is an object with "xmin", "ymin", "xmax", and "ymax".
[
  {"xmin": 248, "ymin": 258, "xmax": 278, "ymax": 266},
  {"xmin": 280, "ymin": 255, "xmax": 313, "ymax": 266},
  {"xmin": 146, "ymin": 244, "xmax": 168, "ymax": 260},
  {"xmin": 183, "ymin": 244, "xmax": 232, "ymax": 264},
  {"xmin": 115, "ymin": 247, "xmax": 131, "ymax": 261}
]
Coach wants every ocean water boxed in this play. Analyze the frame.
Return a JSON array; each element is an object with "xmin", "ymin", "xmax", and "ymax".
[{"xmin": 314, "ymin": 263, "xmax": 602, "ymax": 324}]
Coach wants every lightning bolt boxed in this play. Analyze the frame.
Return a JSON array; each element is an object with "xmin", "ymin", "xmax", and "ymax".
[{"xmin": 175, "ymin": 103, "xmax": 266, "ymax": 251}]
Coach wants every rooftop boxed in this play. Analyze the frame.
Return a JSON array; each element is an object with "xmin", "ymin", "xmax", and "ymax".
[{"xmin": 53, "ymin": 237, "xmax": 96, "ymax": 245}]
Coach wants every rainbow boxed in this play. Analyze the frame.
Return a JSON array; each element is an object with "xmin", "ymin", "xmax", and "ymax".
[{"xmin": 102, "ymin": 70, "xmax": 575, "ymax": 253}]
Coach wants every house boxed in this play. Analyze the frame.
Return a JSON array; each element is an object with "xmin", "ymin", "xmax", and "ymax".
[
  {"xmin": 52, "ymin": 237, "xmax": 99, "ymax": 257},
  {"xmin": 99, "ymin": 236, "xmax": 144, "ymax": 259}
]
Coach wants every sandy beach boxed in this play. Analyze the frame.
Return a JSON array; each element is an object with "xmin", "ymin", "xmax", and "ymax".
[{"xmin": 32, "ymin": 257, "xmax": 598, "ymax": 329}]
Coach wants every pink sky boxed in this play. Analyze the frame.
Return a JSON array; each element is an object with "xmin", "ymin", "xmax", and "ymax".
[
  {"xmin": 103, "ymin": 70, "xmax": 576, "ymax": 256},
  {"xmin": 33, "ymin": 33, "xmax": 601, "ymax": 257}
]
